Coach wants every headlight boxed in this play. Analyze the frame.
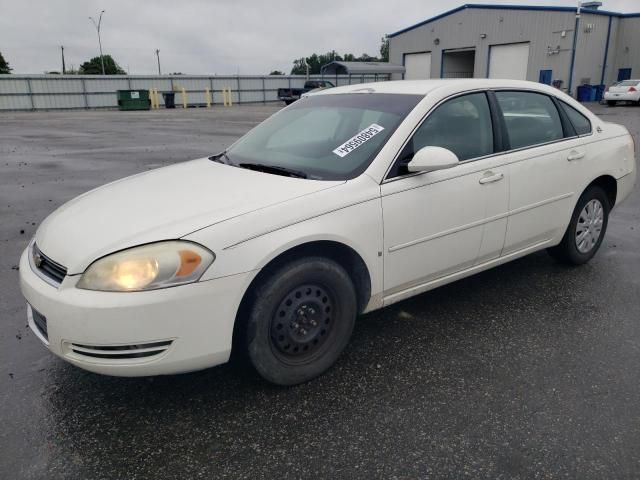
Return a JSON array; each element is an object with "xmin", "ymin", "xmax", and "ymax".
[{"xmin": 77, "ymin": 241, "xmax": 215, "ymax": 292}]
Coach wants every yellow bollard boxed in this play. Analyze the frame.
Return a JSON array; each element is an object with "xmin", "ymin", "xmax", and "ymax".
[
  {"xmin": 152, "ymin": 88, "xmax": 159, "ymax": 109},
  {"xmin": 223, "ymin": 88, "xmax": 229, "ymax": 107},
  {"xmin": 205, "ymin": 87, "xmax": 212, "ymax": 108},
  {"xmin": 223, "ymin": 87, "xmax": 233, "ymax": 107},
  {"xmin": 181, "ymin": 87, "xmax": 187, "ymax": 108}
]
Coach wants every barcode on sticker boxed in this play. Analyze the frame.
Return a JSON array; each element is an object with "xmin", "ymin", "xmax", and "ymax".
[{"xmin": 332, "ymin": 124, "xmax": 385, "ymax": 158}]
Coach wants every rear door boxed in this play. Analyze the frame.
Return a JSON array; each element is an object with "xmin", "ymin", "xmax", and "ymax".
[{"xmin": 493, "ymin": 90, "xmax": 582, "ymax": 254}]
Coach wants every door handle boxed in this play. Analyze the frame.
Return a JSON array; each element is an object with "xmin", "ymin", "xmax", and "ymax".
[
  {"xmin": 567, "ymin": 151, "xmax": 585, "ymax": 161},
  {"xmin": 479, "ymin": 172, "xmax": 504, "ymax": 184}
]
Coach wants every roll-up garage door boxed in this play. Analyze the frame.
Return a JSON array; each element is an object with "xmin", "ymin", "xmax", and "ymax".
[
  {"xmin": 404, "ymin": 52, "xmax": 432, "ymax": 80},
  {"xmin": 488, "ymin": 43, "xmax": 530, "ymax": 80}
]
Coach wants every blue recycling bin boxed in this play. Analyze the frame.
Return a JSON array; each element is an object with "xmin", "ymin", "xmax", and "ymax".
[
  {"xmin": 577, "ymin": 85, "xmax": 591, "ymax": 102},
  {"xmin": 594, "ymin": 84, "xmax": 606, "ymax": 102}
]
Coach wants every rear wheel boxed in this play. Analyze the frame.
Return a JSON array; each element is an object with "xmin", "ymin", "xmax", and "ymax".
[
  {"xmin": 607, "ymin": 100, "xmax": 617, "ymax": 107},
  {"xmin": 547, "ymin": 186, "xmax": 610, "ymax": 265},
  {"xmin": 242, "ymin": 257, "xmax": 357, "ymax": 385}
]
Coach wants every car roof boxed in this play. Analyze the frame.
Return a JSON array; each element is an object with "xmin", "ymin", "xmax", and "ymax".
[{"xmin": 308, "ymin": 79, "xmax": 562, "ymax": 97}]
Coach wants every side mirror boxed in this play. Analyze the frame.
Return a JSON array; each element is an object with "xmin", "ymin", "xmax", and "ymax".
[{"xmin": 407, "ymin": 146, "xmax": 459, "ymax": 173}]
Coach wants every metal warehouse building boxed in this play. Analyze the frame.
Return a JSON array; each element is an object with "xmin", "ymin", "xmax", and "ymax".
[{"xmin": 388, "ymin": 3, "xmax": 640, "ymax": 96}]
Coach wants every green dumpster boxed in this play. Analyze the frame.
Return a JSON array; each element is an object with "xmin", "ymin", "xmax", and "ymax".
[{"xmin": 116, "ymin": 90, "xmax": 151, "ymax": 111}]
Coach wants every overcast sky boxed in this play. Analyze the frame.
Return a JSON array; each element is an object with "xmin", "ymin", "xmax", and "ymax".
[{"xmin": 0, "ymin": 0, "xmax": 637, "ymax": 75}]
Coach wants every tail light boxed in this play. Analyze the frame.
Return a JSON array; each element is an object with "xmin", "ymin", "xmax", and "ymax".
[{"xmin": 629, "ymin": 86, "xmax": 637, "ymax": 92}]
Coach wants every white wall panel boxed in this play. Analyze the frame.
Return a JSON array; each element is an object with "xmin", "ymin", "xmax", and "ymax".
[
  {"xmin": 33, "ymin": 94, "xmax": 85, "ymax": 109},
  {"xmin": 0, "ymin": 95, "xmax": 32, "ymax": 109},
  {"xmin": 86, "ymin": 93, "xmax": 117, "ymax": 108},
  {"xmin": 30, "ymin": 78, "xmax": 83, "ymax": 93},
  {"xmin": 0, "ymin": 74, "xmax": 390, "ymax": 110},
  {"xmin": 0, "ymin": 78, "xmax": 29, "ymax": 94},
  {"xmin": 85, "ymin": 78, "xmax": 129, "ymax": 92}
]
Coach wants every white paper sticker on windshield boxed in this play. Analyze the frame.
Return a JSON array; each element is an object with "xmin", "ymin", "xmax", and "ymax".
[{"xmin": 332, "ymin": 124, "xmax": 385, "ymax": 158}]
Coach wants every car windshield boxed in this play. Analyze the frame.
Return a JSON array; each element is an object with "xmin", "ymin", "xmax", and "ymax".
[{"xmin": 221, "ymin": 93, "xmax": 423, "ymax": 180}]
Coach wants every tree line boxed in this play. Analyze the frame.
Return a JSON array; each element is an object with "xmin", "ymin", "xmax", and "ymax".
[
  {"xmin": 282, "ymin": 37, "xmax": 389, "ymax": 75},
  {"xmin": 1, "ymin": 36, "xmax": 390, "ymax": 76}
]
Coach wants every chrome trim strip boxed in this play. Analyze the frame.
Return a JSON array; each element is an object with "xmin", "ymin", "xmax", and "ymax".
[
  {"xmin": 388, "ymin": 192, "xmax": 573, "ymax": 253},
  {"xmin": 384, "ymin": 239, "xmax": 553, "ymax": 305},
  {"xmin": 28, "ymin": 243, "xmax": 63, "ymax": 288}
]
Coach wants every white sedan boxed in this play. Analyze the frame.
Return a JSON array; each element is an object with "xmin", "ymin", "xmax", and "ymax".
[
  {"xmin": 604, "ymin": 79, "xmax": 640, "ymax": 106},
  {"xmin": 20, "ymin": 79, "xmax": 636, "ymax": 385}
]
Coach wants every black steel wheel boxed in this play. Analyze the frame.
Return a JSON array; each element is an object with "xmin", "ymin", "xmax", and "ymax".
[
  {"xmin": 270, "ymin": 284, "xmax": 336, "ymax": 363},
  {"xmin": 241, "ymin": 257, "xmax": 357, "ymax": 386}
]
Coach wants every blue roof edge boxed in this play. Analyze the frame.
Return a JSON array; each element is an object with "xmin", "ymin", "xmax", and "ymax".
[{"xmin": 388, "ymin": 3, "xmax": 640, "ymax": 38}]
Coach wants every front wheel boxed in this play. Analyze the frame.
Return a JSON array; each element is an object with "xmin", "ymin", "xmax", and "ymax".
[
  {"xmin": 242, "ymin": 257, "xmax": 357, "ymax": 385},
  {"xmin": 547, "ymin": 186, "xmax": 610, "ymax": 265}
]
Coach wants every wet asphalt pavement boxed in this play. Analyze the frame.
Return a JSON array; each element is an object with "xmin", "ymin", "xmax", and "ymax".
[{"xmin": 1, "ymin": 104, "xmax": 639, "ymax": 479}]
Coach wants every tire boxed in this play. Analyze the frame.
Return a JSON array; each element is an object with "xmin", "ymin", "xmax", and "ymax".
[
  {"xmin": 547, "ymin": 186, "xmax": 610, "ymax": 265},
  {"xmin": 241, "ymin": 257, "xmax": 357, "ymax": 386},
  {"xmin": 284, "ymin": 100, "xmax": 294, "ymax": 105},
  {"xmin": 607, "ymin": 100, "xmax": 617, "ymax": 107}
]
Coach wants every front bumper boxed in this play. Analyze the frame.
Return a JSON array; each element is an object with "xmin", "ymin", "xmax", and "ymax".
[{"xmin": 19, "ymin": 248, "xmax": 253, "ymax": 376}]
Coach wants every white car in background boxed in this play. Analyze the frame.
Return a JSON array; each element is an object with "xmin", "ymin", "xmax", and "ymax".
[
  {"xmin": 604, "ymin": 79, "xmax": 640, "ymax": 106},
  {"xmin": 20, "ymin": 79, "xmax": 636, "ymax": 385}
]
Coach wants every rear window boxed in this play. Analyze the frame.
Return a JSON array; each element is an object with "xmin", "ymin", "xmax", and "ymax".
[
  {"xmin": 559, "ymin": 102, "xmax": 592, "ymax": 136},
  {"xmin": 616, "ymin": 80, "xmax": 639, "ymax": 87},
  {"xmin": 495, "ymin": 91, "xmax": 564, "ymax": 149}
]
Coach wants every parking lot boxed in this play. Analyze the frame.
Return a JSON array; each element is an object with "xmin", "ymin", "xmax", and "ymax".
[{"xmin": 1, "ymin": 103, "xmax": 639, "ymax": 479}]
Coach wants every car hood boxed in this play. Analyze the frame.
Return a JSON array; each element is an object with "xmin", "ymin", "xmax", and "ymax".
[{"xmin": 35, "ymin": 158, "xmax": 343, "ymax": 274}]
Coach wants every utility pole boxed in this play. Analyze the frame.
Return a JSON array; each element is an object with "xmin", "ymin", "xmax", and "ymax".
[
  {"xmin": 155, "ymin": 49, "xmax": 161, "ymax": 75},
  {"xmin": 568, "ymin": 1, "xmax": 581, "ymax": 96},
  {"xmin": 89, "ymin": 10, "xmax": 106, "ymax": 75},
  {"xmin": 61, "ymin": 45, "xmax": 66, "ymax": 74}
]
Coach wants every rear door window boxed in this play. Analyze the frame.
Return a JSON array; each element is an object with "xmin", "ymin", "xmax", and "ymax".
[{"xmin": 495, "ymin": 91, "xmax": 564, "ymax": 149}]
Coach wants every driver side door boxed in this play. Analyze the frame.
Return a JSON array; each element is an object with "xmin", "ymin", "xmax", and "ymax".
[{"xmin": 381, "ymin": 91, "xmax": 509, "ymax": 304}]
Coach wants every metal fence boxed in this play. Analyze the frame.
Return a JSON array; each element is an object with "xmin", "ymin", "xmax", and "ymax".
[{"xmin": 0, "ymin": 74, "xmax": 391, "ymax": 111}]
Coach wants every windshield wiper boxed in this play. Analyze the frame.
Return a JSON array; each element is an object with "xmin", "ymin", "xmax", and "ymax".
[
  {"xmin": 238, "ymin": 163, "xmax": 308, "ymax": 179},
  {"xmin": 209, "ymin": 151, "xmax": 234, "ymax": 165}
]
